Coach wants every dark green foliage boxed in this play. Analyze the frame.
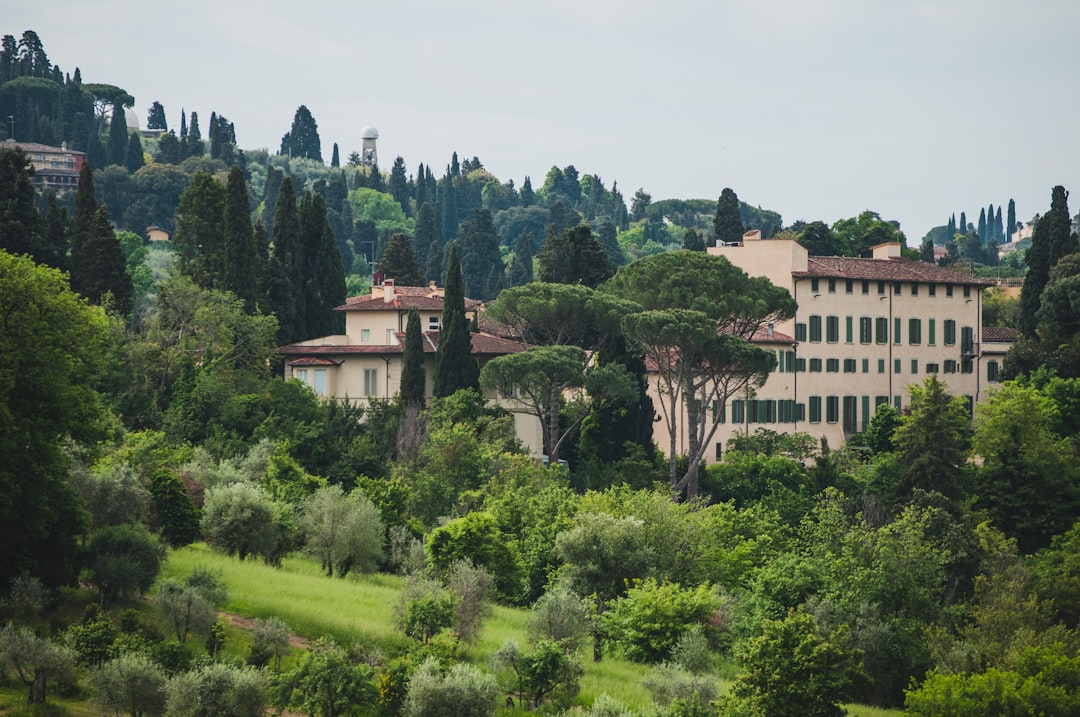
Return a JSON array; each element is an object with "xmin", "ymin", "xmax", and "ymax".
[
  {"xmin": 494, "ymin": 639, "xmax": 584, "ymax": 710},
  {"xmin": 84, "ymin": 523, "xmax": 165, "ymax": 607},
  {"xmin": 1019, "ymin": 186, "xmax": 1076, "ymax": 336},
  {"xmin": 798, "ymin": 220, "xmax": 839, "ymax": 256},
  {"xmin": 148, "ymin": 471, "xmax": 201, "ymax": 548},
  {"xmin": 456, "ymin": 208, "xmax": 502, "ymax": 299},
  {"xmin": 712, "ymin": 187, "xmax": 744, "ymax": 245},
  {"xmin": 330, "ymin": 142, "xmax": 339, "ymax": 168},
  {"xmin": 507, "ymin": 230, "xmax": 534, "ymax": 286},
  {"xmin": 173, "ymin": 170, "xmax": 226, "ymax": 289},
  {"xmin": 682, "ymin": 227, "xmax": 705, "ymax": 251},
  {"xmin": 107, "ymin": 104, "xmax": 128, "ymax": 167},
  {"xmin": 72, "ymin": 206, "xmax": 133, "ymax": 314},
  {"xmin": 124, "ymin": 130, "xmax": 143, "ymax": 172},
  {"xmin": 156, "ymin": 130, "xmax": 180, "ymax": 164},
  {"xmin": 299, "ymin": 192, "xmax": 345, "ymax": 337},
  {"xmin": 379, "ymin": 233, "xmax": 425, "ymax": 286},
  {"xmin": 280, "ymin": 105, "xmax": 322, "ymax": 162},
  {"xmin": 271, "ymin": 637, "xmax": 377, "ymax": 717},
  {"xmin": 890, "ymin": 376, "xmax": 971, "ymax": 506},
  {"xmin": 223, "ymin": 165, "xmax": 260, "ymax": 311},
  {"xmin": 603, "ymin": 579, "xmax": 724, "ymax": 663},
  {"xmin": 401, "ymin": 658, "xmax": 499, "ymax": 717},
  {"xmin": 267, "ymin": 176, "xmax": 304, "ymax": 343},
  {"xmin": 537, "ymin": 224, "xmax": 615, "ymax": 288},
  {"xmin": 399, "ymin": 578, "xmax": 458, "ymax": 643},
  {"xmin": 400, "ymin": 308, "xmax": 426, "ymax": 408},
  {"xmin": 389, "ymin": 155, "xmax": 409, "ymax": 214},
  {"xmin": 36, "ymin": 193, "xmax": 69, "ymax": 271},
  {"xmin": 146, "ymin": 100, "xmax": 167, "ymax": 130},
  {"xmin": 433, "ymin": 244, "xmax": 479, "ymax": 397},
  {"xmin": 0, "ymin": 146, "xmax": 38, "ymax": 256},
  {"xmin": 426, "ymin": 512, "xmax": 521, "ymax": 600}
]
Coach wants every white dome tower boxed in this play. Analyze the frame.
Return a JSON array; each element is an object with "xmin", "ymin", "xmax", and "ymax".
[{"xmin": 360, "ymin": 126, "xmax": 379, "ymax": 168}]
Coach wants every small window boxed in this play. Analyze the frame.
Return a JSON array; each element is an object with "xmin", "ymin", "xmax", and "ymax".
[
  {"xmin": 828, "ymin": 278, "xmax": 836, "ymax": 293},
  {"xmin": 909, "ymin": 318, "xmax": 922, "ymax": 345},
  {"xmin": 387, "ymin": 329, "xmax": 397, "ymax": 344},
  {"xmin": 809, "ymin": 315, "xmax": 822, "ymax": 342},
  {"xmin": 810, "ymin": 358, "xmax": 823, "ymax": 373},
  {"xmin": 795, "ymin": 322, "xmax": 807, "ymax": 341},
  {"xmin": 878, "ymin": 358, "xmax": 886, "ymax": 374},
  {"xmin": 859, "ymin": 317, "xmax": 872, "ymax": 344},
  {"xmin": 962, "ymin": 359, "xmax": 973, "ymax": 374},
  {"xmin": 894, "ymin": 358, "xmax": 901, "ymax": 374},
  {"xmin": 944, "ymin": 319, "xmax": 957, "ymax": 345},
  {"xmin": 928, "ymin": 284, "xmax": 936, "ymax": 297},
  {"xmin": 987, "ymin": 361, "xmax": 999, "ymax": 382},
  {"xmin": 809, "ymin": 396, "xmax": 822, "ymax": 423},
  {"xmin": 811, "ymin": 278, "xmax": 820, "ymax": 293},
  {"xmin": 845, "ymin": 279, "xmax": 853, "ymax": 294},
  {"xmin": 911, "ymin": 283, "xmax": 919, "ymax": 296},
  {"xmin": 894, "ymin": 282, "xmax": 902, "ymax": 295},
  {"xmin": 826, "ymin": 396, "xmax": 839, "ymax": 423},
  {"xmin": 843, "ymin": 358, "xmax": 857, "ymax": 373},
  {"xmin": 826, "ymin": 316, "xmax": 839, "ymax": 343},
  {"xmin": 894, "ymin": 317, "xmax": 902, "ymax": 345},
  {"xmin": 878, "ymin": 281, "xmax": 886, "ymax": 295},
  {"xmin": 875, "ymin": 317, "xmax": 888, "ymax": 344},
  {"xmin": 926, "ymin": 363, "xmax": 939, "ymax": 373},
  {"xmin": 313, "ymin": 369, "xmax": 327, "ymax": 396},
  {"xmin": 944, "ymin": 360, "xmax": 957, "ymax": 373},
  {"xmin": 928, "ymin": 318, "xmax": 936, "ymax": 345},
  {"xmin": 361, "ymin": 328, "xmax": 371, "ymax": 342},
  {"xmin": 946, "ymin": 284, "xmax": 954, "ymax": 297},
  {"xmin": 861, "ymin": 280, "xmax": 870, "ymax": 295},
  {"xmin": 363, "ymin": 368, "xmax": 379, "ymax": 396},
  {"xmin": 715, "ymin": 443, "xmax": 723, "ymax": 461},
  {"xmin": 845, "ymin": 316, "xmax": 853, "ymax": 343},
  {"xmin": 827, "ymin": 358, "xmax": 840, "ymax": 373},
  {"xmin": 964, "ymin": 285, "xmax": 971, "ymax": 298},
  {"xmin": 911, "ymin": 359, "xmax": 919, "ymax": 374},
  {"xmin": 429, "ymin": 316, "xmax": 440, "ymax": 330},
  {"xmin": 862, "ymin": 358, "xmax": 869, "ymax": 373},
  {"xmin": 295, "ymin": 368, "xmax": 308, "ymax": 383}
]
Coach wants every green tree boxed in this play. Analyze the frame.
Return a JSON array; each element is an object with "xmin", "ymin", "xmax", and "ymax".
[
  {"xmin": 379, "ymin": 232, "xmax": 425, "ymax": 286},
  {"xmin": 165, "ymin": 662, "xmax": 266, "ymax": 717},
  {"xmin": 712, "ymin": 187, "xmax": 744, "ymax": 246},
  {"xmin": 84, "ymin": 523, "xmax": 165, "ymax": 608},
  {"xmin": 798, "ymin": 220, "xmax": 839, "ymax": 256},
  {"xmin": 400, "ymin": 307, "xmax": 426, "ymax": 408},
  {"xmin": 281, "ymin": 105, "xmax": 322, "ymax": 162},
  {"xmin": 299, "ymin": 192, "xmax": 346, "ymax": 337},
  {"xmin": 682, "ymin": 227, "xmax": 705, "ymax": 252},
  {"xmin": 493, "ymin": 639, "xmax": 584, "ymax": 710},
  {"xmin": 146, "ymin": 101, "xmax": 167, "ymax": 131},
  {"xmin": 537, "ymin": 224, "xmax": 615, "ymax": 288},
  {"xmin": 298, "ymin": 485, "xmax": 384, "ymax": 578},
  {"xmin": 507, "ymin": 230, "xmax": 534, "ymax": 286},
  {"xmin": 427, "ymin": 512, "xmax": 520, "ymax": 600},
  {"xmin": 201, "ymin": 482, "xmax": 282, "ymax": 562},
  {"xmin": 124, "ymin": 131, "xmax": 144, "ymax": 173},
  {"xmin": 603, "ymin": 578, "xmax": 725, "ymax": 663},
  {"xmin": 36, "ymin": 193, "xmax": 69, "ymax": 271},
  {"xmin": 433, "ymin": 244, "xmax": 479, "ymax": 397},
  {"xmin": 272, "ymin": 637, "xmax": 376, "ymax": 717},
  {"xmin": 107, "ymin": 103, "xmax": 128, "ymax": 167},
  {"xmin": 0, "ymin": 252, "xmax": 107, "ymax": 590},
  {"xmin": 156, "ymin": 578, "xmax": 216, "ymax": 644},
  {"xmin": 890, "ymin": 375, "xmax": 971, "ymax": 505},
  {"xmin": 601, "ymin": 251, "xmax": 795, "ymax": 496},
  {"xmin": 223, "ymin": 165, "xmax": 261, "ymax": 311},
  {"xmin": 457, "ymin": 208, "xmax": 503, "ymax": 299},
  {"xmin": 0, "ymin": 146, "xmax": 39, "ymax": 256},
  {"xmin": 1020, "ymin": 185, "xmax": 1076, "ymax": 336},
  {"xmin": 831, "ymin": 210, "xmax": 907, "ymax": 256},
  {"xmin": 0, "ymin": 624, "xmax": 75, "ymax": 706},
  {"xmin": 413, "ymin": 202, "xmax": 439, "ymax": 277},
  {"xmin": 722, "ymin": 610, "xmax": 860, "ymax": 717},
  {"xmin": 173, "ymin": 170, "xmax": 226, "ymax": 289},
  {"xmin": 90, "ymin": 652, "xmax": 167, "ymax": 717},
  {"xmin": 402, "ymin": 658, "xmax": 499, "ymax": 717},
  {"xmin": 267, "ymin": 176, "xmax": 305, "ymax": 343}
]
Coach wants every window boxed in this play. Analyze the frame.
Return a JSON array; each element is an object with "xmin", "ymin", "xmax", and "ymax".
[
  {"xmin": 859, "ymin": 317, "xmax": 872, "ymax": 344},
  {"xmin": 731, "ymin": 400, "xmax": 745, "ymax": 423},
  {"xmin": 928, "ymin": 318, "xmax": 936, "ymax": 345},
  {"xmin": 295, "ymin": 368, "xmax": 308, "ymax": 383},
  {"xmin": 361, "ymin": 328, "xmax": 371, "ymax": 342},
  {"xmin": 875, "ymin": 396, "xmax": 889, "ymax": 409},
  {"xmin": 911, "ymin": 282, "xmax": 919, "ymax": 296},
  {"xmin": 926, "ymin": 363, "xmax": 939, "ymax": 373},
  {"xmin": 809, "ymin": 396, "xmax": 822, "ymax": 423},
  {"xmin": 363, "ymin": 368, "xmax": 378, "ymax": 396},
  {"xmin": 878, "ymin": 281, "xmax": 886, "ymax": 295},
  {"xmin": 944, "ymin": 319, "xmax": 957, "ymax": 345},
  {"xmin": 810, "ymin": 358, "xmax": 822, "ymax": 372},
  {"xmin": 828, "ymin": 278, "xmax": 836, "ymax": 293},
  {"xmin": 894, "ymin": 317, "xmax": 902, "ymax": 344},
  {"xmin": 313, "ymin": 369, "xmax": 327, "ymax": 396},
  {"xmin": 387, "ymin": 329, "xmax": 397, "ymax": 344},
  {"xmin": 783, "ymin": 350, "xmax": 796, "ymax": 372},
  {"xmin": 911, "ymin": 359, "xmax": 919, "ymax": 374},
  {"xmin": 795, "ymin": 322, "xmax": 807, "ymax": 341},
  {"xmin": 946, "ymin": 284, "xmax": 954, "ymax": 297},
  {"xmin": 845, "ymin": 316, "xmax": 853, "ymax": 343},
  {"xmin": 826, "ymin": 315, "xmax": 839, "ymax": 343},
  {"xmin": 809, "ymin": 315, "xmax": 822, "ymax": 342},
  {"xmin": 429, "ymin": 316, "xmax": 440, "ymax": 330},
  {"xmin": 749, "ymin": 400, "xmax": 776, "ymax": 424},
  {"xmin": 845, "ymin": 279, "xmax": 853, "ymax": 294},
  {"xmin": 861, "ymin": 395, "xmax": 871, "ymax": 431},
  {"xmin": 909, "ymin": 318, "xmax": 922, "ymax": 345},
  {"xmin": 894, "ymin": 358, "xmax": 901, "ymax": 374},
  {"xmin": 962, "ymin": 359, "xmax": 973, "ymax": 374},
  {"xmin": 961, "ymin": 326, "xmax": 974, "ymax": 355},
  {"xmin": 894, "ymin": 282, "xmax": 902, "ymax": 295},
  {"xmin": 964, "ymin": 285, "xmax": 971, "ymax": 298},
  {"xmin": 987, "ymin": 360, "xmax": 1000, "ymax": 382},
  {"xmin": 843, "ymin": 358, "xmax": 857, "ymax": 373},
  {"xmin": 826, "ymin": 396, "xmax": 839, "ymax": 423},
  {"xmin": 827, "ymin": 358, "xmax": 840, "ymax": 373},
  {"xmin": 894, "ymin": 395, "xmax": 902, "ymax": 410},
  {"xmin": 862, "ymin": 280, "xmax": 870, "ymax": 294},
  {"xmin": 862, "ymin": 358, "xmax": 869, "ymax": 373},
  {"xmin": 796, "ymin": 357, "xmax": 807, "ymax": 372},
  {"xmin": 715, "ymin": 443, "xmax": 723, "ymax": 461},
  {"xmin": 928, "ymin": 284, "xmax": 936, "ymax": 297},
  {"xmin": 944, "ymin": 359, "xmax": 957, "ymax": 373},
  {"xmin": 711, "ymin": 400, "xmax": 726, "ymax": 424},
  {"xmin": 876, "ymin": 317, "xmax": 888, "ymax": 344},
  {"xmin": 811, "ymin": 278, "xmax": 820, "ymax": 293},
  {"xmin": 878, "ymin": 359, "xmax": 885, "ymax": 373},
  {"xmin": 843, "ymin": 396, "xmax": 858, "ymax": 433}
]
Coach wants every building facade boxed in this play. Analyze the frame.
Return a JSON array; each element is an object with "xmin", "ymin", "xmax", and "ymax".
[
  {"xmin": 278, "ymin": 281, "xmax": 544, "ymax": 457},
  {"xmin": 684, "ymin": 235, "xmax": 1001, "ymax": 458},
  {"xmin": 3, "ymin": 139, "xmax": 84, "ymax": 194}
]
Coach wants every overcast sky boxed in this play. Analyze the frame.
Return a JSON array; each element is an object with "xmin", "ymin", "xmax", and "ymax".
[{"xmin": 10, "ymin": 1, "xmax": 1079, "ymax": 241}]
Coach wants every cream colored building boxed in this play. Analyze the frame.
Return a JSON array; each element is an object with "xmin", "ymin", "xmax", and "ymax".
[
  {"xmin": 279, "ymin": 280, "xmax": 544, "ymax": 457},
  {"xmin": 678, "ymin": 235, "xmax": 1003, "ymax": 457}
]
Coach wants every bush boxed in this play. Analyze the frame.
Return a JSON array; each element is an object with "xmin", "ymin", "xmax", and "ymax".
[
  {"xmin": 89, "ymin": 652, "xmax": 167, "ymax": 717},
  {"xmin": 527, "ymin": 583, "xmax": 590, "ymax": 652},
  {"xmin": 271, "ymin": 637, "xmax": 377, "ymax": 717},
  {"xmin": 426, "ymin": 512, "xmax": 521, "ymax": 600},
  {"xmin": 398, "ymin": 577, "xmax": 458, "ymax": 644},
  {"xmin": 402, "ymin": 657, "xmax": 499, "ymax": 717},
  {"xmin": 165, "ymin": 662, "xmax": 267, "ymax": 717},
  {"xmin": 603, "ymin": 579, "xmax": 725, "ymax": 663},
  {"xmin": 201, "ymin": 482, "xmax": 282, "ymax": 562},
  {"xmin": 83, "ymin": 523, "xmax": 166, "ymax": 608},
  {"xmin": 493, "ymin": 639, "xmax": 583, "ymax": 710},
  {"xmin": 248, "ymin": 616, "xmax": 290, "ymax": 672}
]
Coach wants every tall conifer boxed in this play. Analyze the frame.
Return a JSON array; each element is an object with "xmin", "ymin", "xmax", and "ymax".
[
  {"xmin": 1019, "ymin": 186, "xmax": 1073, "ymax": 336},
  {"xmin": 266, "ymin": 176, "xmax": 304, "ymax": 343},
  {"xmin": 107, "ymin": 105, "xmax": 127, "ymax": 167},
  {"xmin": 433, "ymin": 243, "xmax": 478, "ymax": 397},
  {"xmin": 712, "ymin": 187, "xmax": 743, "ymax": 245},
  {"xmin": 299, "ymin": 192, "xmax": 345, "ymax": 337},
  {"xmin": 223, "ymin": 166, "xmax": 260, "ymax": 311},
  {"xmin": 400, "ymin": 307, "xmax": 426, "ymax": 408},
  {"xmin": 1007, "ymin": 199, "xmax": 1016, "ymax": 242}
]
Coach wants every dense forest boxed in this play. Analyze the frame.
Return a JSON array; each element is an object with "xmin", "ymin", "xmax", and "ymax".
[{"xmin": 3, "ymin": 28, "xmax": 1080, "ymax": 717}]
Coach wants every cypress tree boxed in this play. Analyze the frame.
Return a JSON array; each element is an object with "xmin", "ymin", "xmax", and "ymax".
[
  {"xmin": 520, "ymin": 176, "xmax": 535, "ymax": 206},
  {"xmin": 426, "ymin": 202, "xmax": 445, "ymax": 282},
  {"xmin": 73, "ymin": 206, "xmax": 132, "ymax": 314},
  {"xmin": 433, "ymin": 243, "xmax": 478, "ymax": 397},
  {"xmin": 1019, "ymin": 186, "xmax": 1073, "ymax": 336},
  {"xmin": 959, "ymin": 211, "xmax": 967, "ymax": 234},
  {"xmin": 415, "ymin": 162, "xmax": 427, "ymax": 209},
  {"xmin": 223, "ymin": 166, "xmax": 260, "ymax": 310},
  {"xmin": 994, "ymin": 205, "xmax": 1004, "ymax": 244},
  {"xmin": 0, "ymin": 146, "xmax": 39, "ymax": 256},
  {"xmin": 157, "ymin": 131, "xmax": 180, "ymax": 164},
  {"xmin": 368, "ymin": 161, "xmax": 385, "ymax": 193},
  {"xmin": 413, "ymin": 202, "xmax": 438, "ymax": 277},
  {"xmin": 1007, "ymin": 199, "xmax": 1016, "ymax": 243},
  {"xmin": 389, "ymin": 156, "xmax": 409, "ymax": 215},
  {"xmin": 107, "ymin": 104, "xmax": 127, "ymax": 167},
  {"xmin": 262, "ymin": 166, "xmax": 283, "ymax": 233},
  {"xmin": 537, "ymin": 224, "xmax": 615, "ymax": 288},
  {"xmin": 36, "ymin": 193, "xmax": 68, "ymax": 271},
  {"xmin": 124, "ymin": 131, "xmax": 144, "ymax": 173},
  {"xmin": 266, "ymin": 176, "xmax": 304, "ymax": 343},
  {"xmin": 683, "ymin": 227, "xmax": 705, "ymax": 251},
  {"xmin": 508, "ymin": 230, "xmax": 534, "ymax": 287},
  {"xmin": 441, "ymin": 176, "xmax": 459, "ymax": 239},
  {"xmin": 146, "ymin": 101, "xmax": 167, "ymax": 131},
  {"xmin": 595, "ymin": 220, "xmax": 623, "ymax": 266},
  {"xmin": 299, "ymin": 192, "xmax": 345, "ymax": 337},
  {"xmin": 399, "ymin": 307, "xmax": 426, "ymax": 408},
  {"xmin": 186, "ymin": 111, "xmax": 204, "ymax": 158},
  {"xmin": 379, "ymin": 233, "xmax": 425, "ymax": 287},
  {"xmin": 179, "ymin": 108, "xmax": 187, "ymax": 137},
  {"xmin": 712, "ymin": 187, "xmax": 743, "ymax": 245},
  {"xmin": 457, "ymin": 208, "xmax": 502, "ymax": 299},
  {"xmin": 70, "ymin": 161, "xmax": 97, "ymax": 261},
  {"xmin": 173, "ymin": 171, "xmax": 226, "ymax": 288},
  {"xmin": 330, "ymin": 142, "xmax": 340, "ymax": 168},
  {"xmin": 977, "ymin": 208, "xmax": 987, "ymax": 245}
]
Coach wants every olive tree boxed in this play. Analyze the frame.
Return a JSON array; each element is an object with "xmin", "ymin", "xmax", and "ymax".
[{"xmin": 298, "ymin": 485, "xmax": 384, "ymax": 578}]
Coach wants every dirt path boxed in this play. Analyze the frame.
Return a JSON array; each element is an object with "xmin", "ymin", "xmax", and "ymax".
[{"xmin": 220, "ymin": 611, "xmax": 312, "ymax": 649}]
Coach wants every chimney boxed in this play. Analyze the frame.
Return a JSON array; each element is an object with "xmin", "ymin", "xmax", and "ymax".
[
  {"xmin": 383, "ymin": 278, "xmax": 395, "ymax": 303},
  {"xmin": 871, "ymin": 242, "xmax": 902, "ymax": 260},
  {"xmin": 767, "ymin": 322, "xmax": 775, "ymax": 337}
]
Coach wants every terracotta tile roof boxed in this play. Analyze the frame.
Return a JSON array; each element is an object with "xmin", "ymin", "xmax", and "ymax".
[
  {"xmin": 746, "ymin": 327, "xmax": 795, "ymax": 344},
  {"xmin": 983, "ymin": 326, "xmax": 1020, "ymax": 342},
  {"xmin": 287, "ymin": 357, "xmax": 341, "ymax": 366},
  {"xmin": 337, "ymin": 293, "xmax": 482, "ymax": 312},
  {"xmin": 797, "ymin": 257, "xmax": 994, "ymax": 286},
  {"xmin": 5, "ymin": 140, "xmax": 84, "ymax": 155},
  {"xmin": 279, "ymin": 332, "xmax": 525, "ymax": 358}
]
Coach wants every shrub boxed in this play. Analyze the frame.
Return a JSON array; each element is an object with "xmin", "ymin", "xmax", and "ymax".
[
  {"xmin": 89, "ymin": 652, "xmax": 167, "ymax": 717},
  {"xmin": 603, "ymin": 579, "xmax": 725, "ymax": 663},
  {"xmin": 402, "ymin": 657, "xmax": 499, "ymax": 717}
]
